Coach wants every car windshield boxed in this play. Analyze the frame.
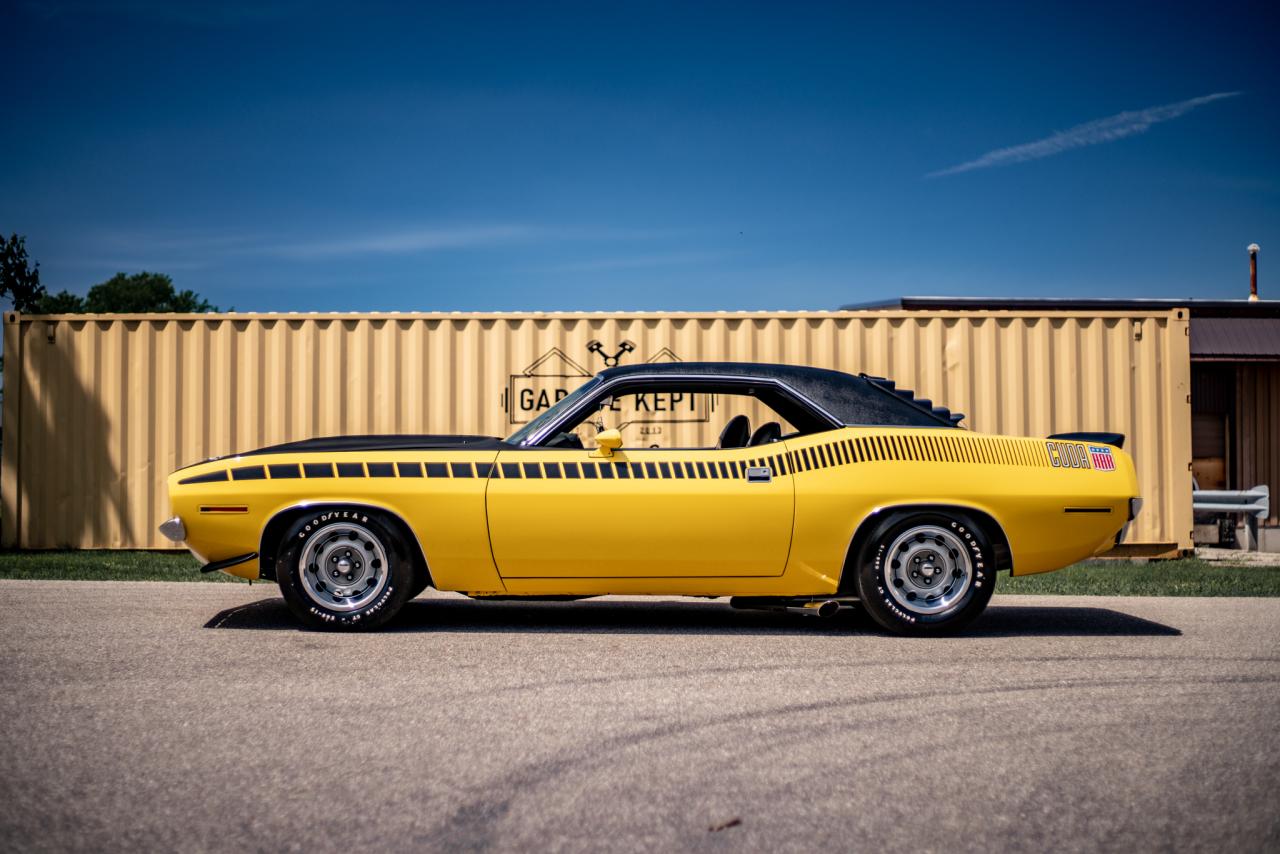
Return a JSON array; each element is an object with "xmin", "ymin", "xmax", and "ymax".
[{"xmin": 504, "ymin": 376, "xmax": 603, "ymax": 445}]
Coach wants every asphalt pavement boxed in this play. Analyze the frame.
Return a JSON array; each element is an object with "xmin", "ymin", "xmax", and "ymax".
[{"xmin": 1, "ymin": 581, "xmax": 1277, "ymax": 852}]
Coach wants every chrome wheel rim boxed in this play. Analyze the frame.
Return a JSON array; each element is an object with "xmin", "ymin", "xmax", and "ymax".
[
  {"xmin": 884, "ymin": 524, "xmax": 972, "ymax": 616},
  {"xmin": 298, "ymin": 522, "xmax": 389, "ymax": 612}
]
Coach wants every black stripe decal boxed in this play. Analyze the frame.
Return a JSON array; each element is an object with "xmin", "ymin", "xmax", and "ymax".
[
  {"xmin": 232, "ymin": 465, "xmax": 266, "ymax": 480},
  {"xmin": 367, "ymin": 462, "xmax": 395, "ymax": 477},
  {"xmin": 426, "ymin": 463, "xmax": 448, "ymax": 478},
  {"xmin": 179, "ymin": 469, "xmax": 228, "ymax": 485},
  {"xmin": 522, "ymin": 462, "xmax": 542, "ymax": 479},
  {"xmin": 305, "ymin": 462, "xmax": 336, "ymax": 478},
  {"xmin": 337, "ymin": 462, "xmax": 364, "ymax": 478},
  {"xmin": 451, "ymin": 462, "xmax": 475, "ymax": 478},
  {"xmin": 268, "ymin": 464, "xmax": 301, "ymax": 479}
]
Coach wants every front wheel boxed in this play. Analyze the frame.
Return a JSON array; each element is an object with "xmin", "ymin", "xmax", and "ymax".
[
  {"xmin": 276, "ymin": 508, "xmax": 416, "ymax": 631},
  {"xmin": 854, "ymin": 512, "xmax": 995, "ymax": 636}
]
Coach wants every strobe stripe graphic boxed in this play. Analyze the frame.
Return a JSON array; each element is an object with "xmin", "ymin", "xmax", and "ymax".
[{"xmin": 1089, "ymin": 446, "xmax": 1116, "ymax": 472}]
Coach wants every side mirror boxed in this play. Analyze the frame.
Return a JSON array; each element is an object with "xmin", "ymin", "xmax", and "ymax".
[{"xmin": 592, "ymin": 428, "xmax": 623, "ymax": 457}]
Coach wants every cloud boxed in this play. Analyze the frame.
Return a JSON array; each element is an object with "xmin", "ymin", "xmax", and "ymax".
[
  {"xmin": 265, "ymin": 226, "xmax": 535, "ymax": 260},
  {"xmin": 926, "ymin": 91, "xmax": 1241, "ymax": 178},
  {"xmin": 68, "ymin": 223, "xmax": 681, "ymax": 267}
]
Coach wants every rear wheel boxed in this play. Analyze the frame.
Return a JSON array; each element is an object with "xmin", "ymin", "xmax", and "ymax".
[
  {"xmin": 854, "ymin": 511, "xmax": 995, "ymax": 635},
  {"xmin": 276, "ymin": 508, "xmax": 415, "ymax": 630}
]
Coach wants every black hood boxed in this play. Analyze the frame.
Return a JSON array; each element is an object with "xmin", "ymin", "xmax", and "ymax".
[
  {"xmin": 237, "ymin": 434, "xmax": 506, "ymax": 456},
  {"xmin": 174, "ymin": 434, "xmax": 507, "ymax": 470}
]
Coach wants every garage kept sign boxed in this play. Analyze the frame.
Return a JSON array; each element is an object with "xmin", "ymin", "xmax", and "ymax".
[{"xmin": 501, "ymin": 343, "xmax": 712, "ymax": 444}]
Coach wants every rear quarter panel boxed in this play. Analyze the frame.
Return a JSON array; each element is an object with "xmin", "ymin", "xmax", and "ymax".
[{"xmin": 783, "ymin": 428, "xmax": 1139, "ymax": 585}]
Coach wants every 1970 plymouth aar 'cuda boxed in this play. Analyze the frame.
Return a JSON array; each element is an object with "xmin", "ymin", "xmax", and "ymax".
[{"xmin": 161, "ymin": 362, "xmax": 1141, "ymax": 634}]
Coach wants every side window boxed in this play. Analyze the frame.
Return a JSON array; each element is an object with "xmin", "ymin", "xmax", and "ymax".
[{"xmin": 574, "ymin": 389, "xmax": 796, "ymax": 450}]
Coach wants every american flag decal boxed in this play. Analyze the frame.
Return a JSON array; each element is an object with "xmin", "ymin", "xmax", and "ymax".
[{"xmin": 1089, "ymin": 445, "xmax": 1115, "ymax": 471}]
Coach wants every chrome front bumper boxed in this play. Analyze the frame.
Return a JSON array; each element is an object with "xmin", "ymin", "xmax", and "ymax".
[{"xmin": 158, "ymin": 516, "xmax": 186, "ymax": 543}]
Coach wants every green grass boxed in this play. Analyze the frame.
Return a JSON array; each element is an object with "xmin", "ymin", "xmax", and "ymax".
[
  {"xmin": 0, "ymin": 550, "xmax": 246, "ymax": 582},
  {"xmin": 0, "ymin": 552, "xmax": 1278, "ymax": 596},
  {"xmin": 999, "ymin": 558, "xmax": 1280, "ymax": 597}
]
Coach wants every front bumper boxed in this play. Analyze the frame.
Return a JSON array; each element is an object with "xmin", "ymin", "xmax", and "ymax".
[{"xmin": 158, "ymin": 516, "xmax": 186, "ymax": 543}]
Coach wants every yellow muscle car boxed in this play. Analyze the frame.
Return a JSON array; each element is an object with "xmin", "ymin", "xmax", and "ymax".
[{"xmin": 161, "ymin": 362, "xmax": 1141, "ymax": 634}]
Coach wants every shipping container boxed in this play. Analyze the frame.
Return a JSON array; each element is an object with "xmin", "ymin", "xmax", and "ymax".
[{"xmin": 2, "ymin": 309, "xmax": 1192, "ymax": 552}]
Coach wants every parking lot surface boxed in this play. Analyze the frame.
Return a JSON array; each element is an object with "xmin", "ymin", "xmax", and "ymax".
[{"xmin": 1, "ymin": 581, "xmax": 1277, "ymax": 852}]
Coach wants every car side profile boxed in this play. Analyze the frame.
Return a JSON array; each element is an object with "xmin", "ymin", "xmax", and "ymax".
[{"xmin": 161, "ymin": 362, "xmax": 1141, "ymax": 634}]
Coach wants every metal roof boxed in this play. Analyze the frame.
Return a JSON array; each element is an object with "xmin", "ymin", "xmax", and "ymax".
[
  {"xmin": 842, "ymin": 296, "xmax": 1280, "ymax": 319},
  {"xmin": 1190, "ymin": 318, "xmax": 1280, "ymax": 361}
]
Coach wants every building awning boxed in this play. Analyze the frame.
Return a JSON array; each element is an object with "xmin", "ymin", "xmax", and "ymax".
[{"xmin": 1191, "ymin": 318, "xmax": 1280, "ymax": 361}]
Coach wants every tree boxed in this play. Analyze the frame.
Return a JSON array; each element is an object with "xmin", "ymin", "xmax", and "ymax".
[
  {"xmin": 34, "ymin": 289, "xmax": 88, "ymax": 313},
  {"xmin": 81, "ymin": 272, "xmax": 217, "ymax": 313},
  {"xmin": 0, "ymin": 233, "xmax": 47, "ymax": 311},
  {"xmin": 33, "ymin": 272, "xmax": 219, "ymax": 313}
]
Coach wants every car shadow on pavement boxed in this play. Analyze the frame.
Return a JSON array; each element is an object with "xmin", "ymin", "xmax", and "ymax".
[{"xmin": 204, "ymin": 597, "xmax": 1181, "ymax": 637}]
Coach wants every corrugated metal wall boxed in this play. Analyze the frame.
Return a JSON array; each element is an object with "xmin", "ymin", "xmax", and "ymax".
[
  {"xmin": 1236, "ymin": 363, "xmax": 1280, "ymax": 526},
  {"xmin": 2, "ymin": 309, "xmax": 1192, "ymax": 550}
]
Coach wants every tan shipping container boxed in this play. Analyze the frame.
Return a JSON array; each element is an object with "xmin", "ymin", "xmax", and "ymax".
[{"xmin": 2, "ymin": 309, "xmax": 1192, "ymax": 552}]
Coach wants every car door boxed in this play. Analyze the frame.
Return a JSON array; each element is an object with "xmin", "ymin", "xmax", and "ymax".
[{"xmin": 486, "ymin": 444, "xmax": 794, "ymax": 578}]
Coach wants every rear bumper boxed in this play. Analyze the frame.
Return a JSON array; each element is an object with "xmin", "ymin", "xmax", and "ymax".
[{"xmin": 1115, "ymin": 497, "xmax": 1144, "ymax": 545}]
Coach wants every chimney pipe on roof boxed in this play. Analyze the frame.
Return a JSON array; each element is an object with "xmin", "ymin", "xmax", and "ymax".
[{"xmin": 1248, "ymin": 243, "xmax": 1260, "ymax": 301}]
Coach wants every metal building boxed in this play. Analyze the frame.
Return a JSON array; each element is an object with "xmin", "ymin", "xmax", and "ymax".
[{"xmin": 4, "ymin": 308, "xmax": 1192, "ymax": 552}]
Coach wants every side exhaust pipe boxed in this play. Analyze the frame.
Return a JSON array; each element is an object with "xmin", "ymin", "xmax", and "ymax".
[
  {"xmin": 730, "ymin": 597, "xmax": 849, "ymax": 617},
  {"xmin": 791, "ymin": 600, "xmax": 841, "ymax": 618}
]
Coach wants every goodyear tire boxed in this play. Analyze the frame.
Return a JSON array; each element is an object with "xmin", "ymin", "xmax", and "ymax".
[
  {"xmin": 854, "ymin": 511, "xmax": 995, "ymax": 636},
  {"xmin": 276, "ymin": 508, "xmax": 415, "ymax": 631}
]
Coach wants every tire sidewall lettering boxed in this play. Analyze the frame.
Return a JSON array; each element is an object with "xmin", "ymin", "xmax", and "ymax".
[
  {"xmin": 279, "ymin": 507, "xmax": 408, "ymax": 631},
  {"xmin": 861, "ymin": 512, "xmax": 996, "ymax": 633}
]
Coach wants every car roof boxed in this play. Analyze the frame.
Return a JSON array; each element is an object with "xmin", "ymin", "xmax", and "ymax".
[{"xmin": 596, "ymin": 361, "xmax": 963, "ymax": 427}]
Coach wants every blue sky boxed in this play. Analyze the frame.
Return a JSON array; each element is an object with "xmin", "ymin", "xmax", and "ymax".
[{"xmin": 3, "ymin": 1, "xmax": 1277, "ymax": 311}]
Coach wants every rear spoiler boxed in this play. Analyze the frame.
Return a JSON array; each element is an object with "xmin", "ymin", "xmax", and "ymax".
[{"xmin": 1047, "ymin": 431, "xmax": 1125, "ymax": 449}]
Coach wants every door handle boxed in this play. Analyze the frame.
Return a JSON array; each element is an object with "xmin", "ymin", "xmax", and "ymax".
[{"xmin": 745, "ymin": 466, "xmax": 772, "ymax": 483}]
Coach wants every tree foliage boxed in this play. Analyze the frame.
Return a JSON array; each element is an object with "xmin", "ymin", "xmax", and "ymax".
[
  {"xmin": 33, "ymin": 271, "xmax": 218, "ymax": 313},
  {"xmin": 34, "ymin": 290, "xmax": 88, "ymax": 313},
  {"xmin": 0, "ymin": 233, "xmax": 46, "ymax": 312},
  {"xmin": 81, "ymin": 272, "xmax": 217, "ymax": 313},
  {"xmin": 3, "ymin": 235, "xmax": 217, "ymax": 314}
]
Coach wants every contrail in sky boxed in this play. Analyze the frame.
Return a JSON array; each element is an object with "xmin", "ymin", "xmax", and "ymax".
[{"xmin": 926, "ymin": 91, "xmax": 1240, "ymax": 178}]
